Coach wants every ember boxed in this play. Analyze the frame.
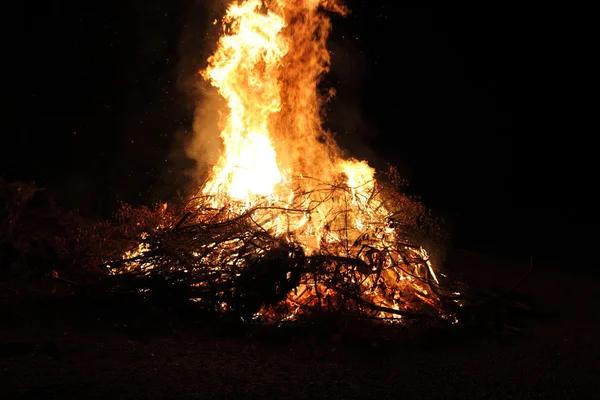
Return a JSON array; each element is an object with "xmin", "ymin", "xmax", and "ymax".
[{"xmin": 107, "ymin": 0, "xmax": 463, "ymax": 322}]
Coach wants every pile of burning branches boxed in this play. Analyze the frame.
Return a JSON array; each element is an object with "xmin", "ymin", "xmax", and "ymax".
[
  {"xmin": 71, "ymin": 0, "xmax": 463, "ymax": 325},
  {"xmin": 0, "ymin": 177, "xmax": 526, "ymax": 331},
  {"xmin": 94, "ymin": 171, "xmax": 464, "ymax": 324}
]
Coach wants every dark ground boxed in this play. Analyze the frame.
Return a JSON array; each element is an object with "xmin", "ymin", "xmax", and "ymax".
[{"xmin": 1, "ymin": 250, "xmax": 598, "ymax": 399}]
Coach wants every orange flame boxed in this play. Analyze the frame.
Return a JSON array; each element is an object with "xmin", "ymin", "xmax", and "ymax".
[
  {"xmin": 201, "ymin": 0, "xmax": 288, "ymax": 201},
  {"xmin": 201, "ymin": 0, "xmax": 355, "ymax": 204}
]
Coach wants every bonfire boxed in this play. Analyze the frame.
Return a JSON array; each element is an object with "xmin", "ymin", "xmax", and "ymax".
[{"xmin": 98, "ymin": 0, "xmax": 463, "ymax": 323}]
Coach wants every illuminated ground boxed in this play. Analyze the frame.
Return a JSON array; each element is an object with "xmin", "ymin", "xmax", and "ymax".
[{"xmin": 1, "ymin": 251, "xmax": 598, "ymax": 399}]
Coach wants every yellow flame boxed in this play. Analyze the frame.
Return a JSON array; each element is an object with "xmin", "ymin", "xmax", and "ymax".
[
  {"xmin": 201, "ymin": 0, "xmax": 288, "ymax": 201},
  {"xmin": 201, "ymin": 0, "xmax": 354, "ymax": 203}
]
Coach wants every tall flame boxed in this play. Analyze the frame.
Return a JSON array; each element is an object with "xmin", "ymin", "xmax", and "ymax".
[
  {"xmin": 201, "ymin": 0, "xmax": 288, "ymax": 201},
  {"xmin": 201, "ymin": 0, "xmax": 356, "ymax": 205}
]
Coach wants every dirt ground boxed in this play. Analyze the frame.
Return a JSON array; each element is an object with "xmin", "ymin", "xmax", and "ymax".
[{"xmin": 1, "ymin": 250, "xmax": 599, "ymax": 399}]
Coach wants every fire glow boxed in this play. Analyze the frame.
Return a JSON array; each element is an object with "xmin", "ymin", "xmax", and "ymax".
[{"xmin": 113, "ymin": 0, "xmax": 459, "ymax": 322}]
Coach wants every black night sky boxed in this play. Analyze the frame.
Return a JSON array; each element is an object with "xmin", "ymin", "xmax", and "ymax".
[{"xmin": 2, "ymin": 1, "xmax": 593, "ymax": 264}]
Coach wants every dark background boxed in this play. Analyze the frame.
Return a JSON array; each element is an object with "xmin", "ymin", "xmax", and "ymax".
[{"xmin": 1, "ymin": 1, "xmax": 593, "ymax": 264}]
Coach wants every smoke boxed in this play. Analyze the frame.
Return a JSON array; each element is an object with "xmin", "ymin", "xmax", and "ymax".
[
  {"xmin": 186, "ymin": 88, "xmax": 226, "ymax": 181},
  {"xmin": 162, "ymin": 0, "xmax": 230, "ymax": 195},
  {"xmin": 325, "ymin": 36, "xmax": 385, "ymax": 171}
]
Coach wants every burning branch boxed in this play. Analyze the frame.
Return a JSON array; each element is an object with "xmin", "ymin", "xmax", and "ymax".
[{"xmin": 90, "ymin": 176, "xmax": 461, "ymax": 323}]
